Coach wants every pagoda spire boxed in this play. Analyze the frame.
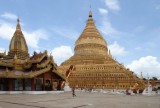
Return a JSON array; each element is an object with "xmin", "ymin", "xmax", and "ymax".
[
  {"xmin": 86, "ymin": 7, "xmax": 95, "ymax": 27},
  {"xmin": 8, "ymin": 18, "xmax": 29, "ymax": 60},
  {"xmin": 140, "ymin": 72, "xmax": 143, "ymax": 80},
  {"xmin": 16, "ymin": 17, "xmax": 21, "ymax": 31},
  {"xmin": 89, "ymin": 6, "xmax": 92, "ymax": 18}
]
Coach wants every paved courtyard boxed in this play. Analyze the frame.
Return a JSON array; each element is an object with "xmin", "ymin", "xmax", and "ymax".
[{"xmin": 0, "ymin": 92, "xmax": 160, "ymax": 108}]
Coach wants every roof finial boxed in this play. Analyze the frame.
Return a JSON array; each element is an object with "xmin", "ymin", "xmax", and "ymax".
[
  {"xmin": 17, "ymin": 17, "xmax": 20, "ymax": 23},
  {"xmin": 140, "ymin": 72, "xmax": 143, "ymax": 79},
  {"xmin": 89, "ymin": 5, "xmax": 92, "ymax": 18},
  {"xmin": 16, "ymin": 17, "xmax": 21, "ymax": 31}
]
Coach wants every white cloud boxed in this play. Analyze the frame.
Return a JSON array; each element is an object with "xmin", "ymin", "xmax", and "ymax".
[
  {"xmin": 51, "ymin": 46, "xmax": 73, "ymax": 65},
  {"xmin": 0, "ymin": 48, "xmax": 5, "ymax": 53},
  {"xmin": 0, "ymin": 20, "xmax": 48, "ymax": 49},
  {"xmin": 98, "ymin": 8, "xmax": 108, "ymax": 15},
  {"xmin": 98, "ymin": 1, "xmax": 121, "ymax": 38},
  {"xmin": 52, "ymin": 27, "xmax": 79, "ymax": 40},
  {"xmin": 1, "ymin": 12, "xmax": 17, "ymax": 20},
  {"xmin": 103, "ymin": 0, "xmax": 120, "ymax": 11},
  {"xmin": 108, "ymin": 41, "xmax": 128, "ymax": 56},
  {"xmin": 23, "ymin": 29, "xmax": 48, "ymax": 48},
  {"xmin": 0, "ymin": 22, "xmax": 15, "ymax": 40},
  {"xmin": 99, "ymin": 19, "xmax": 120, "ymax": 37},
  {"xmin": 127, "ymin": 56, "xmax": 160, "ymax": 79}
]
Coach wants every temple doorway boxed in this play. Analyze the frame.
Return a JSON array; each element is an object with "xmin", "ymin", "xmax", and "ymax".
[
  {"xmin": 14, "ymin": 79, "xmax": 23, "ymax": 91},
  {"xmin": 45, "ymin": 79, "xmax": 52, "ymax": 91},
  {"xmin": 35, "ymin": 78, "xmax": 43, "ymax": 91},
  {"xmin": 0, "ymin": 78, "xmax": 5, "ymax": 91},
  {"xmin": 24, "ymin": 79, "xmax": 31, "ymax": 91}
]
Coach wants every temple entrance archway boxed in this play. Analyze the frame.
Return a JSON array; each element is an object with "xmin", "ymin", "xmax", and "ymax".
[{"xmin": 35, "ymin": 78, "xmax": 43, "ymax": 91}]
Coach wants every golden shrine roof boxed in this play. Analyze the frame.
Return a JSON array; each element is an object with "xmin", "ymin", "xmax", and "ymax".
[{"xmin": 8, "ymin": 18, "xmax": 29, "ymax": 60}]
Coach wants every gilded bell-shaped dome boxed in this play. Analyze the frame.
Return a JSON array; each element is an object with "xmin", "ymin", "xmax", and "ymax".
[
  {"xmin": 8, "ymin": 18, "xmax": 29, "ymax": 60},
  {"xmin": 61, "ymin": 10, "xmax": 110, "ymax": 66},
  {"xmin": 74, "ymin": 10, "xmax": 108, "ymax": 56}
]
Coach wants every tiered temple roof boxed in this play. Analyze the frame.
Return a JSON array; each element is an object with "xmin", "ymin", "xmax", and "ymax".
[{"xmin": 0, "ymin": 19, "xmax": 65, "ymax": 81}]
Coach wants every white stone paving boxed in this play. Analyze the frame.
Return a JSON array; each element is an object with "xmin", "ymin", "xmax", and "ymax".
[{"xmin": 0, "ymin": 91, "xmax": 159, "ymax": 108}]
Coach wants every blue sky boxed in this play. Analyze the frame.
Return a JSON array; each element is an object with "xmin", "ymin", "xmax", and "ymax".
[{"xmin": 0, "ymin": 0, "xmax": 160, "ymax": 78}]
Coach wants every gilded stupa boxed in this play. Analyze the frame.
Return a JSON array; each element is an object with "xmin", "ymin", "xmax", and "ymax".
[{"xmin": 58, "ymin": 10, "xmax": 145, "ymax": 91}]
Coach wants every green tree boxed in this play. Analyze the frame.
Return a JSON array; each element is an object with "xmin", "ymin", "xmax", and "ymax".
[{"xmin": 152, "ymin": 77, "xmax": 158, "ymax": 80}]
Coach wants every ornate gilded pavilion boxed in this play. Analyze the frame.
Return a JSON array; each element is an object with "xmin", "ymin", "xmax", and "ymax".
[
  {"xmin": 0, "ymin": 19, "xmax": 65, "ymax": 91},
  {"xmin": 58, "ymin": 10, "xmax": 145, "ymax": 91}
]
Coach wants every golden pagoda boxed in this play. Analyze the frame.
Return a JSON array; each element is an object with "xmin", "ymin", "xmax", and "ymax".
[
  {"xmin": 0, "ymin": 19, "xmax": 65, "ymax": 91},
  {"xmin": 58, "ymin": 10, "xmax": 145, "ymax": 91},
  {"xmin": 8, "ymin": 18, "xmax": 29, "ymax": 60}
]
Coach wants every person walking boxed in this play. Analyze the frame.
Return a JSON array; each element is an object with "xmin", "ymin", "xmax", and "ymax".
[{"xmin": 72, "ymin": 88, "xmax": 76, "ymax": 97}]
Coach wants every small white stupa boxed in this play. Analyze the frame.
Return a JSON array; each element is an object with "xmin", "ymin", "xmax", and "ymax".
[
  {"xmin": 64, "ymin": 82, "xmax": 72, "ymax": 92},
  {"xmin": 142, "ymin": 84, "xmax": 156, "ymax": 96},
  {"xmin": 142, "ymin": 74, "xmax": 156, "ymax": 96}
]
